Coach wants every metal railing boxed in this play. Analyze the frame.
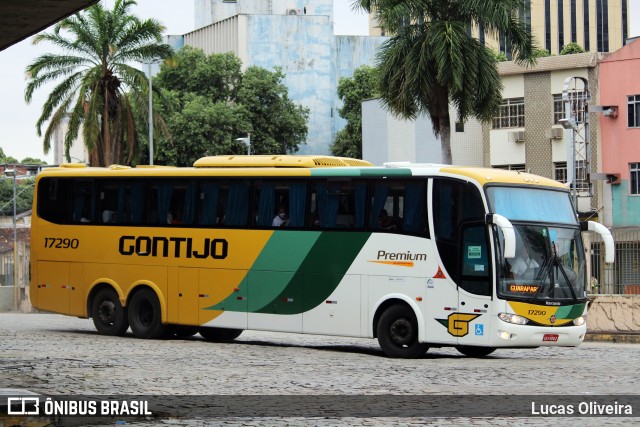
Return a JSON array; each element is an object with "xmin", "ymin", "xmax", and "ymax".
[{"xmin": 589, "ymin": 227, "xmax": 640, "ymax": 295}]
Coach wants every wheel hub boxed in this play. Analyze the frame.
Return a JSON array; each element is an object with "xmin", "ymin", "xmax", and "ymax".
[
  {"xmin": 98, "ymin": 301, "xmax": 116, "ymax": 324},
  {"xmin": 390, "ymin": 318, "xmax": 413, "ymax": 346}
]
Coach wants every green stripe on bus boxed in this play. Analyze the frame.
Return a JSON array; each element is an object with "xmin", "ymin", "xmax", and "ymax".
[
  {"xmin": 206, "ymin": 231, "xmax": 320, "ymax": 312},
  {"xmin": 359, "ymin": 168, "xmax": 412, "ymax": 177},
  {"xmin": 555, "ymin": 303, "xmax": 586, "ymax": 319},
  {"xmin": 255, "ymin": 232, "xmax": 371, "ymax": 314}
]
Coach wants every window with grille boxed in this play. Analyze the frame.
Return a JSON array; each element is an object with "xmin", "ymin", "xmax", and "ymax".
[
  {"xmin": 553, "ymin": 92, "xmax": 587, "ymax": 124},
  {"xmin": 628, "ymin": 95, "xmax": 640, "ymax": 128},
  {"xmin": 554, "ymin": 162, "xmax": 568, "ymax": 183},
  {"xmin": 492, "ymin": 98, "xmax": 524, "ymax": 129},
  {"xmin": 631, "ymin": 163, "xmax": 640, "ymax": 195}
]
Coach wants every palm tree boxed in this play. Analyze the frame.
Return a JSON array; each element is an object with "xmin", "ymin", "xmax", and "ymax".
[
  {"xmin": 355, "ymin": 0, "xmax": 536, "ymax": 164},
  {"xmin": 25, "ymin": 0, "xmax": 173, "ymax": 166}
]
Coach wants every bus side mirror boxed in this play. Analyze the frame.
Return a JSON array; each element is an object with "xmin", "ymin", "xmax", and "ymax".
[
  {"xmin": 486, "ymin": 213, "xmax": 516, "ymax": 259},
  {"xmin": 582, "ymin": 221, "xmax": 615, "ymax": 264}
]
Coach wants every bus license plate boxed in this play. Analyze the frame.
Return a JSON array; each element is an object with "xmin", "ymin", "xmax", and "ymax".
[{"xmin": 543, "ymin": 334, "xmax": 559, "ymax": 342}]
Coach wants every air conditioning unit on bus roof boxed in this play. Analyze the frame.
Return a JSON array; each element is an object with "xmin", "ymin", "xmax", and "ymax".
[
  {"xmin": 287, "ymin": 8, "xmax": 299, "ymax": 15},
  {"xmin": 508, "ymin": 130, "xmax": 525, "ymax": 143}
]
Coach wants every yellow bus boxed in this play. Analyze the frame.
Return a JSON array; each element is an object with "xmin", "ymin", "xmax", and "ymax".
[{"xmin": 30, "ymin": 155, "xmax": 614, "ymax": 358}]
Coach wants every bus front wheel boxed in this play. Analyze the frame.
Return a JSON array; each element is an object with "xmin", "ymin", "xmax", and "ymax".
[
  {"xmin": 91, "ymin": 288, "xmax": 129, "ymax": 336},
  {"xmin": 377, "ymin": 304, "xmax": 428, "ymax": 358},
  {"xmin": 455, "ymin": 345, "xmax": 496, "ymax": 358},
  {"xmin": 128, "ymin": 288, "xmax": 166, "ymax": 339},
  {"xmin": 199, "ymin": 327, "xmax": 243, "ymax": 342}
]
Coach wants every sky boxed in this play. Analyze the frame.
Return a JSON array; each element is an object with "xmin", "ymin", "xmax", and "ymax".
[{"xmin": 0, "ymin": 0, "xmax": 636, "ymax": 163}]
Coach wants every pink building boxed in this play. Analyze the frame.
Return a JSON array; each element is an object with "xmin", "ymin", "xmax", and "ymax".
[{"xmin": 598, "ymin": 38, "xmax": 640, "ymax": 227}]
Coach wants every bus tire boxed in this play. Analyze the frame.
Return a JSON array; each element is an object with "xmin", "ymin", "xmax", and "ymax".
[
  {"xmin": 128, "ymin": 288, "xmax": 166, "ymax": 339},
  {"xmin": 91, "ymin": 288, "xmax": 129, "ymax": 336},
  {"xmin": 199, "ymin": 327, "xmax": 243, "ymax": 342},
  {"xmin": 377, "ymin": 304, "xmax": 428, "ymax": 358},
  {"xmin": 455, "ymin": 345, "xmax": 496, "ymax": 358}
]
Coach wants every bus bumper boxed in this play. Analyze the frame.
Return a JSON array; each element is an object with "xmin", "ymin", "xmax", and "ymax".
[{"xmin": 490, "ymin": 323, "xmax": 587, "ymax": 347}]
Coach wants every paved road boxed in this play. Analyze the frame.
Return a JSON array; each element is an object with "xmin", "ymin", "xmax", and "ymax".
[{"xmin": 1, "ymin": 313, "xmax": 638, "ymax": 426}]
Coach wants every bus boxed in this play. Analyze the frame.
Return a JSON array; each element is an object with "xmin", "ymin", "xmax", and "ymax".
[{"xmin": 29, "ymin": 155, "xmax": 614, "ymax": 358}]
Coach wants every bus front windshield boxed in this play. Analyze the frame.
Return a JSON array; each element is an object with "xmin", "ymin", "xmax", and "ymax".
[
  {"xmin": 496, "ymin": 225, "xmax": 586, "ymax": 302},
  {"xmin": 487, "ymin": 186, "xmax": 586, "ymax": 303}
]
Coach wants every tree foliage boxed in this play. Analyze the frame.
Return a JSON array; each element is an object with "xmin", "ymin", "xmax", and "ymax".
[
  {"xmin": 0, "ymin": 178, "xmax": 35, "ymax": 215},
  {"xmin": 0, "ymin": 147, "xmax": 18, "ymax": 164},
  {"xmin": 25, "ymin": 0, "xmax": 173, "ymax": 166},
  {"xmin": 0, "ymin": 147, "xmax": 46, "ymax": 165},
  {"xmin": 148, "ymin": 47, "xmax": 309, "ymax": 166},
  {"xmin": 355, "ymin": 0, "xmax": 536, "ymax": 163},
  {"xmin": 331, "ymin": 65, "xmax": 380, "ymax": 159},
  {"xmin": 532, "ymin": 48, "xmax": 551, "ymax": 58},
  {"xmin": 560, "ymin": 42, "xmax": 586, "ymax": 55},
  {"xmin": 489, "ymin": 49, "xmax": 509, "ymax": 62}
]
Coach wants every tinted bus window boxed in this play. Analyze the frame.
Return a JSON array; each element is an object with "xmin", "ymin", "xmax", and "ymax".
[
  {"xmin": 37, "ymin": 178, "xmax": 72, "ymax": 224},
  {"xmin": 254, "ymin": 180, "xmax": 308, "ymax": 228},
  {"xmin": 98, "ymin": 180, "xmax": 146, "ymax": 225},
  {"xmin": 72, "ymin": 180, "xmax": 95, "ymax": 223},
  {"xmin": 147, "ymin": 180, "xmax": 196, "ymax": 226},
  {"xmin": 309, "ymin": 179, "xmax": 367, "ymax": 229},
  {"xmin": 369, "ymin": 179, "xmax": 428, "ymax": 235}
]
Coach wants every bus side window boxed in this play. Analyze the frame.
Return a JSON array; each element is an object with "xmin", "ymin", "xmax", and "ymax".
[
  {"xmin": 73, "ymin": 180, "xmax": 94, "ymax": 223},
  {"xmin": 38, "ymin": 178, "xmax": 71, "ymax": 224},
  {"xmin": 97, "ymin": 183, "xmax": 119, "ymax": 224},
  {"xmin": 309, "ymin": 180, "xmax": 366, "ymax": 230},
  {"xmin": 224, "ymin": 180, "xmax": 250, "ymax": 227},
  {"xmin": 460, "ymin": 224, "xmax": 491, "ymax": 296},
  {"xmin": 198, "ymin": 181, "xmax": 222, "ymax": 226},
  {"xmin": 433, "ymin": 178, "xmax": 485, "ymax": 284},
  {"xmin": 255, "ymin": 180, "xmax": 306, "ymax": 228},
  {"xmin": 369, "ymin": 180, "xmax": 427, "ymax": 235}
]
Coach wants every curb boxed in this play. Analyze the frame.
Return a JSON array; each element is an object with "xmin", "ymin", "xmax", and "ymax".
[{"xmin": 584, "ymin": 333, "xmax": 640, "ymax": 344}]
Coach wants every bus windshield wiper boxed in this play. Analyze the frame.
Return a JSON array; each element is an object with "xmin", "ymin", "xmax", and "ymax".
[{"xmin": 552, "ymin": 246, "xmax": 578, "ymax": 302}]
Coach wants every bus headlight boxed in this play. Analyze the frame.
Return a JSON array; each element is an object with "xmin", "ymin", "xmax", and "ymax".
[
  {"xmin": 498, "ymin": 312, "xmax": 529, "ymax": 325},
  {"xmin": 573, "ymin": 316, "xmax": 586, "ymax": 326}
]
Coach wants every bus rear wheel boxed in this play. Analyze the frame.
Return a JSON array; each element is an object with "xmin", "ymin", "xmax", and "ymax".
[
  {"xmin": 455, "ymin": 345, "xmax": 496, "ymax": 358},
  {"xmin": 199, "ymin": 327, "xmax": 243, "ymax": 342},
  {"xmin": 128, "ymin": 288, "xmax": 166, "ymax": 339},
  {"xmin": 91, "ymin": 288, "xmax": 129, "ymax": 336},
  {"xmin": 377, "ymin": 304, "xmax": 428, "ymax": 358}
]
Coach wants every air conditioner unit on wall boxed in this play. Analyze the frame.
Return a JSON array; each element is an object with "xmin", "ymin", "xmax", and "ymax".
[
  {"xmin": 550, "ymin": 126, "xmax": 563, "ymax": 139},
  {"xmin": 287, "ymin": 9, "xmax": 298, "ymax": 15},
  {"xmin": 508, "ymin": 130, "xmax": 525, "ymax": 143}
]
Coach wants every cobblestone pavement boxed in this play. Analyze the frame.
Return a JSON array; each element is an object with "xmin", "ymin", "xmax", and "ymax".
[{"xmin": 1, "ymin": 313, "xmax": 638, "ymax": 426}]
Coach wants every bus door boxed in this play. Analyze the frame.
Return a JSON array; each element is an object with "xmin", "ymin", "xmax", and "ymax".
[
  {"xmin": 455, "ymin": 222, "xmax": 492, "ymax": 347},
  {"xmin": 431, "ymin": 178, "xmax": 490, "ymax": 346}
]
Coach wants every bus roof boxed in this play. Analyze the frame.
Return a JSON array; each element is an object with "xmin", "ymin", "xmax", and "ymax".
[
  {"xmin": 193, "ymin": 155, "xmax": 373, "ymax": 168},
  {"xmin": 40, "ymin": 156, "xmax": 568, "ymax": 190}
]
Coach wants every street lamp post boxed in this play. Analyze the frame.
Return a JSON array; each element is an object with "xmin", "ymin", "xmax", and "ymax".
[{"xmin": 4, "ymin": 169, "xmax": 18, "ymax": 310}]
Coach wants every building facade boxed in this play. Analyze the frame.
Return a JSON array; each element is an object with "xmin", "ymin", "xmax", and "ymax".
[
  {"xmin": 368, "ymin": 0, "xmax": 629, "ymax": 56},
  {"xmin": 486, "ymin": 53, "xmax": 602, "ymax": 215},
  {"xmin": 188, "ymin": 0, "xmax": 387, "ymax": 155},
  {"xmin": 361, "ymin": 100, "xmax": 484, "ymax": 167},
  {"xmin": 597, "ymin": 38, "xmax": 640, "ymax": 227}
]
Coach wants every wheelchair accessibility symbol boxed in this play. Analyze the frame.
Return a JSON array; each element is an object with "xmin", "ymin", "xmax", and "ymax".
[{"xmin": 475, "ymin": 324, "xmax": 484, "ymax": 336}]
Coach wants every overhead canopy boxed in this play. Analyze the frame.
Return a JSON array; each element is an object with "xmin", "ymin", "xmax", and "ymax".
[{"xmin": 0, "ymin": 0, "xmax": 98, "ymax": 52}]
